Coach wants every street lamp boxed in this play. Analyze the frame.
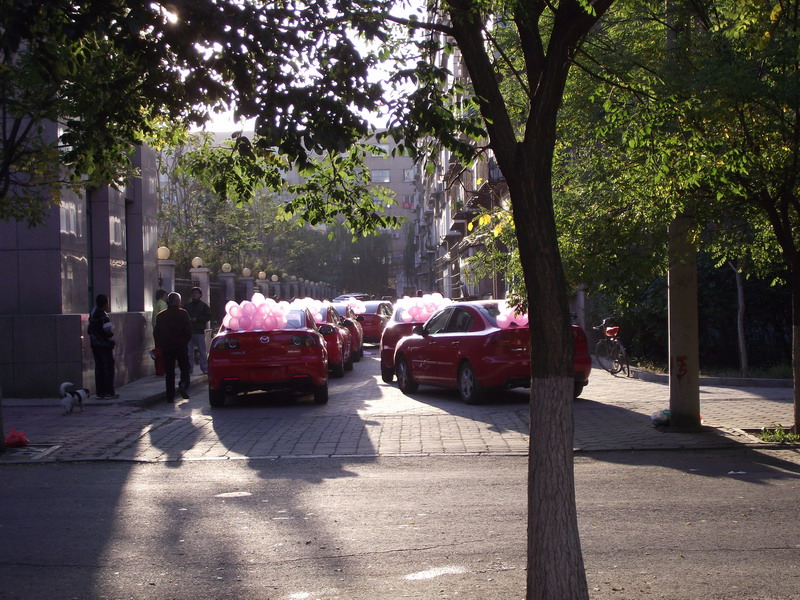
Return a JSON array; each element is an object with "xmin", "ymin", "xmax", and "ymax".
[
  {"xmin": 157, "ymin": 246, "xmax": 171, "ymax": 260},
  {"xmin": 221, "ymin": 263, "xmax": 232, "ymax": 273},
  {"xmin": 191, "ymin": 256, "xmax": 204, "ymax": 268},
  {"xmin": 242, "ymin": 267, "xmax": 251, "ymax": 277}
]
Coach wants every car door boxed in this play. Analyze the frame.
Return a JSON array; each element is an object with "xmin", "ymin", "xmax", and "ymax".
[
  {"xmin": 429, "ymin": 307, "xmax": 474, "ymax": 385},
  {"xmin": 409, "ymin": 307, "xmax": 453, "ymax": 382}
]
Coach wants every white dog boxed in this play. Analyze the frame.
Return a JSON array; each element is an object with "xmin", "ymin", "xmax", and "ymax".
[{"xmin": 60, "ymin": 382, "xmax": 89, "ymax": 416}]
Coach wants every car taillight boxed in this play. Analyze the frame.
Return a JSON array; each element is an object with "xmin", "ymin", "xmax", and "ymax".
[
  {"xmin": 211, "ymin": 336, "xmax": 239, "ymax": 350},
  {"xmin": 291, "ymin": 334, "xmax": 321, "ymax": 347},
  {"xmin": 489, "ymin": 331, "xmax": 528, "ymax": 353}
]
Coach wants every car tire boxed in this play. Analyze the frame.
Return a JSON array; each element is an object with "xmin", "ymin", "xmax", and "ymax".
[
  {"xmin": 345, "ymin": 352, "xmax": 354, "ymax": 372},
  {"xmin": 459, "ymin": 362, "xmax": 485, "ymax": 404},
  {"xmin": 395, "ymin": 355, "xmax": 418, "ymax": 394},
  {"xmin": 353, "ymin": 346, "xmax": 362, "ymax": 362},
  {"xmin": 573, "ymin": 381, "xmax": 585, "ymax": 399},
  {"xmin": 313, "ymin": 382, "xmax": 329, "ymax": 404},
  {"xmin": 209, "ymin": 387, "xmax": 225, "ymax": 408},
  {"xmin": 381, "ymin": 364, "xmax": 394, "ymax": 384},
  {"xmin": 331, "ymin": 358, "xmax": 345, "ymax": 378}
]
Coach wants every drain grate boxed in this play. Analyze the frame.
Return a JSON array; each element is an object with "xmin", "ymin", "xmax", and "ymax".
[{"xmin": 0, "ymin": 444, "xmax": 61, "ymax": 461}]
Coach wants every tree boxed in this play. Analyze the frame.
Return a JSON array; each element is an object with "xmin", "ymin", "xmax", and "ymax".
[
  {"xmin": 549, "ymin": 0, "xmax": 800, "ymax": 429},
  {"xmin": 9, "ymin": 2, "xmax": 616, "ymax": 597}
]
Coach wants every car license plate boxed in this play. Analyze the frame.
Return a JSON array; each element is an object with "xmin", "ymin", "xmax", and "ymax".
[{"xmin": 252, "ymin": 366, "xmax": 286, "ymax": 381}]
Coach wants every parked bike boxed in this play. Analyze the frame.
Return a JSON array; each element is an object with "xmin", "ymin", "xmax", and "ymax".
[{"xmin": 593, "ymin": 318, "xmax": 630, "ymax": 376}]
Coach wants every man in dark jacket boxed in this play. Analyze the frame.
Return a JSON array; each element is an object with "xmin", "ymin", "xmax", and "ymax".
[
  {"xmin": 185, "ymin": 286, "xmax": 212, "ymax": 374},
  {"xmin": 153, "ymin": 292, "xmax": 192, "ymax": 401}
]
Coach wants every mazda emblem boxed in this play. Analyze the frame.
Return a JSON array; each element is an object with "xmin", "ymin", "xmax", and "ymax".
[{"xmin": 259, "ymin": 336, "xmax": 270, "ymax": 344}]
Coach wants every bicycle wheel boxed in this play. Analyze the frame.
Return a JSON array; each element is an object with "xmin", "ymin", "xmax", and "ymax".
[
  {"xmin": 608, "ymin": 341, "xmax": 624, "ymax": 375},
  {"xmin": 594, "ymin": 339, "xmax": 615, "ymax": 373},
  {"xmin": 618, "ymin": 343, "xmax": 631, "ymax": 376}
]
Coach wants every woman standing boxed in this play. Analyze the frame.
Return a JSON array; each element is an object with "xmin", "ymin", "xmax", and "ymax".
[{"xmin": 88, "ymin": 294, "xmax": 118, "ymax": 399}]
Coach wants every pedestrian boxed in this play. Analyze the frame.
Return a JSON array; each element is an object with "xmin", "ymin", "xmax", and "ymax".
[
  {"xmin": 88, "ymin": 294, "xmax": 118, "ymax": 399},
  {"xmin": 149, "ymin": 289, "xmax": 168, "ymax": 376},
  {"xmin": 185, "ymin": 286, "xmax": 212, "ymax": 374},
  {"xmin": 152, "ymin": 289, "xmax": 168, "ymax": 327},
  {"xmin": 153, "ymin": 292, "xmax": 192, "ymax": 402}
]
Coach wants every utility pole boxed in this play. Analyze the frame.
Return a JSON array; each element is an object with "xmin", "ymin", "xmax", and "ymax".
[{"xmin": 667, "ymin": 215, "xmax": 702, "ymax": 430}]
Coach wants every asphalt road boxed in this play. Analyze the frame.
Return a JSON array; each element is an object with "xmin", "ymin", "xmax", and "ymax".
[{"xmin": 1, "ymin": 449, "xmax": 799, "ymax": 600}]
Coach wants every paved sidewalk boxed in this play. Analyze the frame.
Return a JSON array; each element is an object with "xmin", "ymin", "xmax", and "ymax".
[{"xmin": 0, "ymin": 355, "xmax": 795, "ymax": 463}]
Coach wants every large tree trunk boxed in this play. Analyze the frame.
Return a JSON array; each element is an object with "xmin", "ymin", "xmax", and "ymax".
[
  {"xmin": 445, "ymin": 2, "xmax": 613, "ymax": 598},
  {"xmin": 511, "ymin": 149, "xmax": 587, "ymax": 600}
]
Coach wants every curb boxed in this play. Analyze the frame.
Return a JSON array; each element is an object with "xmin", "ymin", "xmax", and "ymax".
[{"xmin": 629, "ymin": 368, "xmax": 792, "ymax": 388}]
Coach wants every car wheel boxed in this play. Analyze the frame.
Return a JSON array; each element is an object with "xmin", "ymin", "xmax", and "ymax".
[
  {"xmin": 573, "ymin": 381, "xmax": 585, "ymax": 399},
  {"xmin": 459, "ymin": 362, "xmax": 485, "ymax": 404},
  {"xmin": 331, "ymin": 358, "xmax": 345, "ymax": 378},
  {"xmin": 381, "ymin": 364, "xmax": 394, "ymax": 384},
  {"xmin": 345, "ymin": 351, "xmax": 354, "ymax": 372},
  {"xmin": 313, "ymin": 382, "xmax": 329, "ymax": 404},
  {"xmin": 209, "ymin": 387, "xmax": 225, "ymax": 408},
  {"xmin": 353, "ymin": 345, "xmax": 362, "ymax": 362},
  {"xmin": 395, "ymin": 355, "xmax": 418, "ymax": 394}
]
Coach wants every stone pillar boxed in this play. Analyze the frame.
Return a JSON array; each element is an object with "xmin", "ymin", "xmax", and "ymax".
[
  {"xmin": 218, "ymin": 273, "xmax": 236, "ymax": 305},
  {"xmin": 158, "ymin": 259, "xmax": 176, "ymax": 293},
  {"xmin": 241, "ymin": 277, "xmax": 255, "ymax": 301},
  {"xmin": 190, "ymin": 267, "xmax": 211, "ymax": 303},
  {"xmin": 668, "ymin": 215, "xmax": 701, "ymax": 431}
]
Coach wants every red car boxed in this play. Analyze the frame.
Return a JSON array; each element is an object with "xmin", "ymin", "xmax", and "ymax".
[
  {"xmin": 357, "ymin": 300, "xmax": 393, "ymax": 343},
  {"xmin": 331, "ymin": 303, "xmax": 364, "ymax": 361},
  {"xmin": 207, "ymin": 308, "xmax": 328, "ymax": 407},
  {"xmin": 393, "ymin": 300, "xmax": 591, "ymax": 403},
  {"xmin": 313, "ymin": 303, "xmax": 353, "ymax": 378},
  {"xmin": 380, "ymin": 298, "xmax": 452, "ymax": 383}
]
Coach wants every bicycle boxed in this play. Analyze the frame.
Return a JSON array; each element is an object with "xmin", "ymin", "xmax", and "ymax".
[{"xmin": 593, "ymin": 318, "xmax": 630, "ymax": 376}]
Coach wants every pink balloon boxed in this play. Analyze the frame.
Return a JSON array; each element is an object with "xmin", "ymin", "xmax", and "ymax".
[
  {"xmin": 263, "ymin": 315, "xmax": 277, "ymax": 330},
  {"xmin": 229, "ymin": 316, "xmax": 240, "ymax": 330},
  {"xmin": 229, "ymin": 304, "xmax": 242, "ymax": 317},
  {"xmin": 401, "ymin": 311, "xmax": 413, "ymax": 322},
  {"xmin": 238, "ymin": 315, "xmax": 252, "ymax": 330},
  {"xmin": 241, "ymin": 301, "xmax": 255, "ymax": 316},
  {"xmin": 225, "ymin": 300, "xmax": 238, "ymax": 314},
  {"xmin": 252, "ymin": 317, "xmax": 264, "ymax": 329},
  {"xmin": 222, "ymin": 314, "xmax": 232, "ymax": 329}
]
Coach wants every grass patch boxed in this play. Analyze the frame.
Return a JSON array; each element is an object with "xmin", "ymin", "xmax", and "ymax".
[{"xmin": 756, "ymin": 424, "xmax": 800, "ymax": 444}]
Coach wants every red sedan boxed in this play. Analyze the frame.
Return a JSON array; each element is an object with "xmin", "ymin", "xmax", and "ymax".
[
  {"xmin": 312, "ymin": 303, "xmax": 353, "ymax": 378},
  {"xmin": 331, "ymin": 303, "xmax": 364, "ymax": 361},
  {"xmin": 380, "ymin": 297, "xmax": 452, "ymax": 383},
  {"xmin": 207, "ymin": 308, "xmax": 328, "ymax": 407},
  {"xmin": 357, "ymin": 300, "xmax": 393, "ymax": 343},
  {"xmin": 393, "ymin": 300, "xmax": 591, "ymax": 403}
]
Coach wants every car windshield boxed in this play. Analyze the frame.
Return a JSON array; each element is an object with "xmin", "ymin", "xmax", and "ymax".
[
  {"xmin": 284, "ymin": 309, "xmax": 309, "ymax": 330},
  {"xmin": 331, "ymin": 304, "xmax": 348, "ymax": 317}
]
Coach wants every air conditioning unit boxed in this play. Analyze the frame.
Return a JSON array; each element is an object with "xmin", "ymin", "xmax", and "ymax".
[{"xmin": 392, "ymin": 233, "xmax": 401, "ymax": 239}]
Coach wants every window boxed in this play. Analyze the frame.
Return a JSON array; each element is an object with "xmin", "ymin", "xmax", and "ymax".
[
  {"xmin": 404, "ymin": 169, "xmax": 416, "ymax": 182},
  {"xmin": 444, "ymin": 308, "xmax": 473, "ymax": 333},
  {"xmin": 425, "ymin": 308, "xmax": 452, "ymax": 335},
  {"xmin": 370, "ymin": 169, "xmax": 390, "ymax": 183}
]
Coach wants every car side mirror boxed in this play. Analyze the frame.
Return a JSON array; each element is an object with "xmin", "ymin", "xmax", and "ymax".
[
  {"xmin": 356, "ymin": 315, "xmax": 364, "ymax": 321},
  {"xmin": 412, "ymin": 325, "xmax": 425, "ymax": 336},
  {"xmin": 318, "ymin": 324, "xmax": 334, "ymax": 335}
]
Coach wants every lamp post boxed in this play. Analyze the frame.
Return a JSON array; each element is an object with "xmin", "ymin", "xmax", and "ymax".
[
  {"xmin": 189, "ymin": 256, "xmax": 210, "ymax": 303},
  {"xmin": 219, "ymin": 262, "xmax": 236, "ymax": 304},
  {"xmin": 157, "ymin": 246, "xmax": 175, "ymax": 292},
  {"xmin": 241, "ymin": 268, "xmax": 254, "ymax": 300}
]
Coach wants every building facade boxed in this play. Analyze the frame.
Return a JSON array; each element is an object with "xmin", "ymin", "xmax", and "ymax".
[{"xmin": 0, "ymin": 132, "xmax": 160, "ymax": 398}]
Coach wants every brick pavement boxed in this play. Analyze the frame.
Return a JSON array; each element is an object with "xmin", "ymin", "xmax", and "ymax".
[{"xmin": 1, "ymin": 351, "xmax": 795, "ymax": 463}]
